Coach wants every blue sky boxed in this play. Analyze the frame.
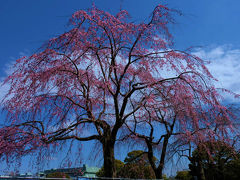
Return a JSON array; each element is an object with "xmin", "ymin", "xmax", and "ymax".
[
  {"xmin": 1, "ymin": 0, "xmax": 240, "ymax": 67},
  {"xmin": 1, "ymin": 0, "xmax": 240, "ymax": 90},
  {"xmin": 1, "ymin": 0, "xmax": 240, "ymax": 175}
]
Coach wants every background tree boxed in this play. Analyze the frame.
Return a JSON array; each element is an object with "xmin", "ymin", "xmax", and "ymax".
[
  {"xmin": 123, "ymin": 150, "xmax": 157, "ymax": 164},
  {"xmin": 96, "ymin": 159, "xmax": 124, "ymax": 177},
  {"xmin": 189, "ymin": 140, "xmax": 238, "ymax": 180},
  {"xmin": 163, "ymin": 174, "xmax": 170, "ymax": 180},
  {"xmin": 0, "ymin": 3, "xmax": 234, "ymax": 178},
  {"xmin": 118, "ymin": 150, "xmax": 156, "ymax": 179},
  {"xmin": 46, "ymin": 172, "xmax": 70, "ymax": 179},
  {"xmin": 96, "ymin": 150, "xmax": 156, "ymax": 179},
  {"xmin": 175, "ymin": 170, "xmax": 192, "ymax": 180},
  {"xmin": 224, "ymin": 154, "xmax": 240, "ymax": 180}
]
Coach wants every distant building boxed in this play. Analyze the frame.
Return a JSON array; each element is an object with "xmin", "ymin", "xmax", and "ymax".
[
  {"xmin": 19, "ymin": 172, "xmax": 33, "ymax": 177},
  {"xmin": 0, "ymin": 176, "xmax": 11, "ymax": 180},
  {"xmin": 81, "ymin": 164, "xmax": 100, "ymax": 178},
  {"xmin": 41, "ymin": 164, "xmax": 100, "ymax": 179},
  {"xmin": 0, "ymin": 173, "xmax": 33, "ymax": 179}
]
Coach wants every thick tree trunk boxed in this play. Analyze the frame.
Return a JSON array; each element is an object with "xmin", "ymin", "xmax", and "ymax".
[
  {"xmin": 156, "ymin": 136, "xmax": 169, "ymax": 179},
  {"xmin": 146, "ymin": 140, "xmax": 158, "ymax": 178},
  {"xmin": 146, "ymin": 136, "xmax": 169, "ymax": 179},
  {"xmin": 103, "ymin": 138, "xmax": 116, "ymax": 178},
  {"xmin": 155, "ymin": 165, "xmax": 164, "ymax": 179},
  {"xmin": 198, "ymin": 159, "xmax": 206, "ymax": 180},
  {"xmin": 155, "ymin": 170, "xmax": 163, "ymax": 179}
]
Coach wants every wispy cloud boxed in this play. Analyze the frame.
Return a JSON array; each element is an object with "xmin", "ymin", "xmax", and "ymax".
[
  {"xmin": 0, "ymin": 78, "xmax": 9, "ymax": 103},
  {"xmin": 193, "ymin": 45, "xmax": 240, "ymax": 97},
  {"xmin": 0, "ymin": 51, "xmax": 30, "ymax": 103},
  {"xmin": 1, "ymin": 46, "xmax": 240, "ymax": 102}
]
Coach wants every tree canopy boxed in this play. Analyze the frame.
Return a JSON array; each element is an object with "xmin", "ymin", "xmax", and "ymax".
[
  {"xmin": 0, "ymin": 4, "xmax": 236, "ymax": 178},
  {"xmin": 97, "ymin": 150, "xmax": 156, "ymax": 179},
  {"xmin": 46, "ymin": 172, "xmax": 70, "ymax": 179},
  {"xmin": 189, "ymin": 140, "xmax": 240, "ymax": 180},
  {"xmin": 175, "ymin": 170, "xmax": 192, "ymax": 180}
]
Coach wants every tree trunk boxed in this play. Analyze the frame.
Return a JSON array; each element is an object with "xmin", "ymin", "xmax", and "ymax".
[
  {"xmin": 154, "ymin": 168, "xmax": 163, "ymax": 179},
  {"xmin": 146, "ymin": 140, "xmax": 158, "ymax": 179},
  {"xmin": 155, "ymin": 136, "xmax": 169, "ymax": 179},
  {"xmin": 103, "ymin": 138, "xmax": 116, "ymax": 178},
  {"xmin": 146, "ymin": 136, "xmax": 169, "ymax": 179},
  {"xmin": 198, "ymin": 159, "xmax": 206, "ymax": 180}
]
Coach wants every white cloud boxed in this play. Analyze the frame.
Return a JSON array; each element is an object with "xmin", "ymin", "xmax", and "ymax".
[
  {"xmin": 0, "ymin": 78, "xmax": 9, "ymax": 103},
  {"xmin": 0, "ymin": 50, "xmax": 30, "ymax": 103},
  {"xmin": 1, "ymin": 46, "xmax": 240, "ymax": 102},
  {"xmin": 193, "ymin": 45, "xmax": 240, "ymax": 96}
]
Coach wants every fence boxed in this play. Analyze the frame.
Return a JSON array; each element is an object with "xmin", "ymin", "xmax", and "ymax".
[{"xmin": 0, "ymin": 177, "xmax": 165, "ymax": 180}]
